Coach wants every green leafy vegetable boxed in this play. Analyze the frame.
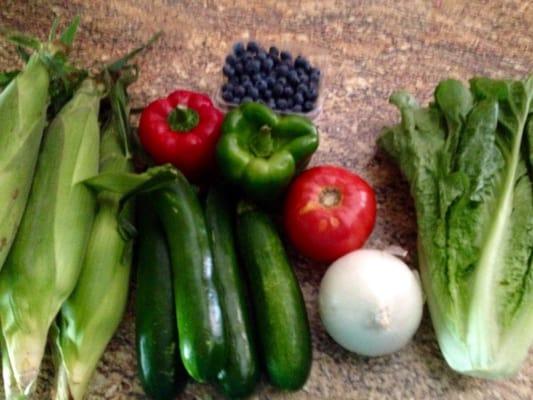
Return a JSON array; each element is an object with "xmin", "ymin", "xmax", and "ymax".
[{"xmin": 378, "ymin": 75, "xmax": 533, "ymax": 379}]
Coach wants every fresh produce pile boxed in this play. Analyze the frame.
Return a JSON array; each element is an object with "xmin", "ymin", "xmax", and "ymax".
[{"xmin": 0, "ymin": 17, "xmax": 531, "ymax": 400}]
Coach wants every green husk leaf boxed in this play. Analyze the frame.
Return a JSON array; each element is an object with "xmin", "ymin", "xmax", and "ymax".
[
  {"xmin": 3, "ymin": 17, "xmax": 87, "ymax": 119},
  {"xmin": 15, "ymin": 46, "xmax": 30, "ymax": 62},
  {"xmin": 83, "ymin": 164, "xmax": 178, "ymax": 194},
  {"xmin": 0, "ymin": 30, "xmax": 40, "ymax": 50},
  {"xmin": 48, "ymin": 17, "xmax": 60, "ymax": 42},
  {"xmin": 59, "ymin": 16, "xmax": 80, "ymax": 46},
  {"xmin": 105, "ymin": 31, "xmax": 161, "ymax": 72},
  {"xmin": 83, "ymin": 164, "xmax": 181, "ymax": 240}
]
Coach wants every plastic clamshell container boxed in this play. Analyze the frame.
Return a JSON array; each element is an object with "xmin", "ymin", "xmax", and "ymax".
[{"xmin": 214, "ymin": 37, "xmax": 327, "ymax": 120}]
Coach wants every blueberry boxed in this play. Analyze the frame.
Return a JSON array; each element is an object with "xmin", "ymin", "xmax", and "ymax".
[
  {"xmin": 297, "ymin": 68, "xmax": 306, "ymax": 77},
  {"xmin": 310, "ymin": 67, "xmax": 321, "ymax": 78},
  {"xmin": 223, "ymin": 64, "xmax": 235, "ymax": 77},
  {"xmin": 282, "ymin": 60, "xmax": 293, "ymax": 69},
  {"xmin": 283, "ymin": 86, "xmax": 294, "ymax": 97},
  {"xmin": 233, "ymin": 97, "xmax": 241, "ymax": 104},
  {"xmin": 256, "ymin": 79, "xmax": 268, "ymax": 92},
  {"xmin": 280, "ymin": 50, "xmax": 292, "ymax": 62},
  {"xmin": 222, "ymin": 82, "xmax": 233, "ymax": 93},
  {"xmin": 252, "ymin": 73, "xmax": 262, "ymax": 82},
  {"xmin": 276, "ymin": 64, "xmax": 289, "ymax": 77},
  {"xmin": 307, "ymin": 86, "xmax": 319, "ymax": 101},
  {"xmin": 226, "ymin": 55, "xmax": 237, "ymax": 66},
  {"xmin": 269, "ymin": 46, "xmax": 279, "ymax": 58},
  {"xmin": 230, "ymin": 76, "xmax": 240, "ymax": 86},
  {"xmin": 247, "ymin": 86, "xmax": 259, "ymax": 99},
  {"xmin": 257, "ymin": 50, "xmax": 267, "ymax": 60},
  {"xmin": 288, "ymin": 70, "xmax": 300, "ymax": 85},
  {"xmin": 294, "ymin": 55, "xmax": 308, "ymax": 69},
  {"xmin": 241, "ymin": 52, "xmax": 251, "ymax": 63},
  {"xmin": 259, "ymin": 87, "xmax": 269, "ymax": 98},
  {"xmin": 277, "ymin": 77, "xmax": 287, "ymax": 86},
  {"xmin": 303, "ymin": 101, "xmax": 314, "ymax": 112},
  {"xmin": 286, "ymin": 98, "xmax": 294, "ymax": 108},
  {"xmin": 235, "ymin": 85, "xmax": 246, "ymax": 97},
  {"xmin": 243, "ymin": 81, "xmax": 254, "ymax": 90},
  {"xmin": 222, "ymin": 90, "xmax": 233, "ymax": 102},
  {"xmin": 247, "ymin": 41, "xmax": 260, "ymax": 53},
  {"xmin": 299, "ymin": 73, "xmax": 309, "ymax": 84},
  {"xmin": 293, "ymin": 104, "xmax": 303, "ymax": 112},
  {"xmin": 245, "ymin": 60, "xmax": 255, "ymax": 74},
  {"xmin": 276, "ymin": 98, "xmax": 288, "ymax": 110},
  {"xmin": 310, "ymin": 72, "xmax": 320, "ymax": 84},
  {"xmin": 233, "ymin": 42, "xmax": 246, "ymax": 56},
  {"xmin": 296, "ymin": 83, "xmax": 308, "ymax": 95},
  {"xmin": 266, "ymin": 76, "xmax": 276, "ymax": 88},
  {"xmin": 267, "ymin": 98, "xmax": 277, "ymax": 109},
  {"xmin": 263, "ymin": 89, "xmax": 273, "ymax": 99},
  {"xmin": 240, "ymin": 74, "xmax": 251, "ymax": 83},
  {"xmin": 262, "ymin": 57, "xmax": 274, "ymax": 72},
  {"xmin": 242, "ymin": 96, "xmax": 253, "ymax": 103},
  {"xmin": 234, "ymin": 62, "xmax": 244, "ymax": 74},
  {"xmin": 294, "ymin": 92, "xmax": 304, "ymax": 105},
  {"xmin": 273, "ymin": 83, "xmax": 284, "ymax": 97}
]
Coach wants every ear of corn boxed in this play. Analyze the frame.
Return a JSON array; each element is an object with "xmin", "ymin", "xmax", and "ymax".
[
  {"xmin": 0, "ymin": 78, "xmax": 101, "ymax": 398},
  {"xmin": 0, "ymin": 53, "xmax": 49, "ymax": 270},
  {"xmin": 52, "ymin": 79, "xmax": 135, "ymax": 400}
]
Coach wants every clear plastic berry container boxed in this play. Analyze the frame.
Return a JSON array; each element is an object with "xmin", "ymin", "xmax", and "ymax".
[{"xmin": 214, "ymin": 38, "xmax": 327, "ymax": 120}]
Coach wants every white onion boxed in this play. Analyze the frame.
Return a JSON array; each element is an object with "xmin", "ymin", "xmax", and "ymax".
[{"xmin": 319, "ymin": 249, "xmax": 424, "ymax": 356}]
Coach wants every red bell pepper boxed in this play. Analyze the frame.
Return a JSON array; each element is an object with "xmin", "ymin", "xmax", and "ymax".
[{"xmin": 139, "ymin": 90, "xmax": 224, "ymax": 179}]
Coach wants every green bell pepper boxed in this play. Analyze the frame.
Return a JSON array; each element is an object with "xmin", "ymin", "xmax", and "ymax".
[{"xmin": 216, "ymin": 102, "xmax": 319, "ymax": 203}]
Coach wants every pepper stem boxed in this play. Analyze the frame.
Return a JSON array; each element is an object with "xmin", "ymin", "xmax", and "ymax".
[
  {"xmin": 250, "ymin": 125, "xmax": 274, "ymax": 158},
  {"xmin": 168, "ymin": 105, "xmax": 200, "ymax": 132}
]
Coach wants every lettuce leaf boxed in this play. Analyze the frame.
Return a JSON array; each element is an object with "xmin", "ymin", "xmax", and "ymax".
[{"xmin": 379, "ymin": 76, "xmax": 533, "ymax": 379}]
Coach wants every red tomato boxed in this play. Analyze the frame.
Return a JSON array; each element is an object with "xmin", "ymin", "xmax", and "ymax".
[{"xmin": 283, "ymin": 165, "xmax": 377, "ymax": 263}]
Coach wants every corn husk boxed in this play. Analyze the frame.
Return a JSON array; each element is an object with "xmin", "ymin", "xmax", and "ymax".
[
  {"xmin": 0, "ymin": 78, "xmax": 101, "ymax": 398},
  {"xmin": 52, "ymin": 78, "xmax": 134, "ymax": 400},
  {"xmin": 0, "ymin": 54, "xmax": 49, "ymax": 270}
]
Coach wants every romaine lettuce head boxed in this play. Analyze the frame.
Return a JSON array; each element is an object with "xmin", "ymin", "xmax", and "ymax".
[{"xmin": 379, "ymin": 76, "xmax": 533, "ymax": 379}]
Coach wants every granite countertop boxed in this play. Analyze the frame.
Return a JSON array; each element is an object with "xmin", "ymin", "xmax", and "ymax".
[{"xmin": 1, "ymin": 1, "xmax": 532, "ymax": 399}]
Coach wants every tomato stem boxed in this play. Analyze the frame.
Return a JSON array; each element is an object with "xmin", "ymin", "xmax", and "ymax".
[{"xmin": 319, "ymin": 187, "xmax": 342, "ymax": 207}]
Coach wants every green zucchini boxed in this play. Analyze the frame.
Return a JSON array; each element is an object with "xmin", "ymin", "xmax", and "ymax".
[
  {"xmin": 152, "ymin": 175, "xmax": 224, "ymax": 383},
  {"xmin": 135, "ymin": 198, "xmax": 187, "ymax": 399},
  {"xmin": 236, "ymin": 204, "xmax": 312, "ymax": 390},
  {"xmin": 205, "ymin": 187, "xmax": 259, "ymax": 397}
]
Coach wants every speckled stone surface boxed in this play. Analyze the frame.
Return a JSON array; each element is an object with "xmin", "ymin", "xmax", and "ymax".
[{"xmin": 0, "ymin": 1, "xmax": 532, "ymax": 399}]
